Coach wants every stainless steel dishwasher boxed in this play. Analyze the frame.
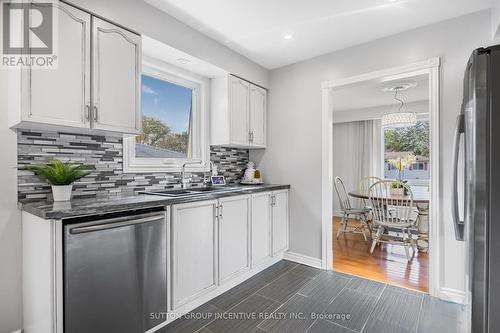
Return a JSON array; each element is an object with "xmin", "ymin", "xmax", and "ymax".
[{"xmin": 64, "ymin": 208, "xmax": 167, "ymax": 333}]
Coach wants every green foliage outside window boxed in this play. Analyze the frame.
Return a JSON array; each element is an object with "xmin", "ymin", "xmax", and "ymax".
[
  {"xmin": 136, "ymin": 115, "xmax": 189, "ymax": 154},
  {"xmin": 384, "ymin": 121, "xmax": 429, "ymax": 157}
]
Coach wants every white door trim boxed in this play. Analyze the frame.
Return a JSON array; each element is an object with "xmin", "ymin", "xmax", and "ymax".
[{"xmin": 321, "ymin": 57, "xmax": 441, "ymax": 298}]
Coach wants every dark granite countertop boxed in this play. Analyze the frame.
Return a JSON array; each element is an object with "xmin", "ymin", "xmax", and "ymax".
[{"xmin": 19, "ymin": 184, "xmax": 290, "ymax": 220}]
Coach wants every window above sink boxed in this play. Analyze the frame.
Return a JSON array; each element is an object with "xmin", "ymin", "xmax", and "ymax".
[{"xmin": 123, "ymin": 50, "xmax": 210, "ymax": 173}]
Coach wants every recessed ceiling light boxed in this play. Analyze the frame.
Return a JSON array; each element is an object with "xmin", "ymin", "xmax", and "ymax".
[
  {"xmin": 388, "ymin": 0, "xmax": 399, "ymax": 2},
  {"xmin": 283, "ymin": 34, "xmax": 293, "ymax": 40},
  {"xmin": 177, "ymin": 58, "xmax": 190, "ymax": 64}
]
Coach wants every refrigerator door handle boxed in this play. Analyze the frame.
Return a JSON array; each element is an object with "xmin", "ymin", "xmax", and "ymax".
[{"xmin": 452, "ymin": 112, "xmax": 465, "ymax": 241}]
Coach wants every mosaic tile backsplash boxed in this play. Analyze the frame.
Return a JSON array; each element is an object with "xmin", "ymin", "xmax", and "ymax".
[{"xmin": 17, "ymin": 130, "xmax": 249, "ymax": 200}]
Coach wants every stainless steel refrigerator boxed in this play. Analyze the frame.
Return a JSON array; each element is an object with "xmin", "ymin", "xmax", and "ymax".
[{"xmin": 453, "ymin": 45, "xmax": 500, "ymax": 333}]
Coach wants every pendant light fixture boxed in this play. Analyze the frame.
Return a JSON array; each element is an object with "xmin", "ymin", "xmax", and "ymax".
[{"xmin": 382, "ymin": 85, "xmax": 417, "ymax": 128}]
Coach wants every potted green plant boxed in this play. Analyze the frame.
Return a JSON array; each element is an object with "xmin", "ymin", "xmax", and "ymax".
[{"xmin": 23, "ymin": 159, "xmax": 90, "ymax": 201}]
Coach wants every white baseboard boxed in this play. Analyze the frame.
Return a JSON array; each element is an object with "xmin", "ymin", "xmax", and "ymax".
[
  {"xmin": 283, "ymin": 251, "xmax": 323, "ymax": 269},
  {"xmin": 439, "ymin": 287, "xmax": 466, "ymax": 304}
]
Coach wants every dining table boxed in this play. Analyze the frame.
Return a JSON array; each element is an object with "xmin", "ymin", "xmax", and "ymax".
[{"xmin": 348, "ymin": 186, "xmax": 430, "ymax": 252}]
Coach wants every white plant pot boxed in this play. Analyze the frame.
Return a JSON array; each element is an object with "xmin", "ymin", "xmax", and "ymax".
[
  {"xmin": 390, "ymin": 188, "xmax": 404, "ymax": 196},
  {"xmin": 51, "ymin": 185, "xmax": 73, "ymax": 202}
]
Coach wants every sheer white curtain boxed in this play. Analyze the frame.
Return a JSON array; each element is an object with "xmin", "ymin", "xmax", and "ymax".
[
  {"xmin": 333, "ymin": 119, "xmax": 382, "ymax": 214},
  {"xmin": 372, "ymin": 119, "xmax": 383, "ymax": 178}
]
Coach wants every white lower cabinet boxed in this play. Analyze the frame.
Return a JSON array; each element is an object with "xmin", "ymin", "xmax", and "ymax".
[
  {"xmin": 218, "ymin": 195, "xmax": 251, "ymax": 284},
  {"xmin": 251, "ymin": 190, "xmax": 290, "ymax": 260},
  {"xmin": 171, "ymin": 200, "xmax": 218, "ymax": 309},
  {"xmin": 272, "ymin": 190, "xmax": 290, "ymax": 255},
  {"xmin": 251, "ymin": 192, "xmax": 273, "ymax": 267},
  {"xmin": 170, "ymin": 189, "xmax": 289, "ymax": 314}
]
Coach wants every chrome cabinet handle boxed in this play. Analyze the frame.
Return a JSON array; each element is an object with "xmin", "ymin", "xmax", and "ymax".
[
  {"xmin": 93, "ymin": 106, "xmax": 98, "ymax": 122},
  {"xmin": 219, "ymin": 204, "xmax": 223, "ymax": 219},
  {"xmin": 85, "ymin": 105, "xmax": 90, "ymax": 121},
  {"xmin": 452, "ymin": 113, "xmax": 465, "ymax": 241}
]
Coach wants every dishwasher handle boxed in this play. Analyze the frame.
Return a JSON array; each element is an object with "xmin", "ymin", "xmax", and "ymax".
[{"xmin": 69, "ymin": 213, "xmax": 165, "ymax": 234}]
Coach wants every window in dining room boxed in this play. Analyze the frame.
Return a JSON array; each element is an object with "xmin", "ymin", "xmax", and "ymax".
[{"xmin": 383, "ymin": 120, "xmax": 430, "ymax": 186}]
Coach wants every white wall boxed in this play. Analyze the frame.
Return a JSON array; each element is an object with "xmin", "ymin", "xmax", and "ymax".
[
  {"xmin": 252, "ymin": 10, "xmax": 495, "ymax": 295},
  {"xmin": 66, "ymin": 0, "xmax": 269, "ymax": 87},
  {"xmin": 0, "ymin": 64, "xmax": 22, "ymax": 331}
]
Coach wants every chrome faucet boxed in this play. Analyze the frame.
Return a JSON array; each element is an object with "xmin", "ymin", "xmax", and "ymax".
[
  {"xmin": 204, "ymin": 161, "xmax": 215, "ymax": 185},
  {"xmin": 181, "ymin": 160, "xmax": 203, "ymax": 189}
]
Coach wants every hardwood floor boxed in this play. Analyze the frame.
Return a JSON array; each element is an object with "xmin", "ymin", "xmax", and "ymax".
[{"xmin": 333, "ymin": 217, "xmax": 429, "ymax": 293}]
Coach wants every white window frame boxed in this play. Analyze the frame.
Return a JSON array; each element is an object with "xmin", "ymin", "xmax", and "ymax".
[{"xmin": 123, "ymin": 58, "xmax": 209, "ymax": 173}]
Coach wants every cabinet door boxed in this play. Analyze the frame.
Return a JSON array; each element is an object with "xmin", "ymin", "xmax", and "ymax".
[
  {"xmin": 27, "ymin": 2, "xmax": 91, "ymax": 128},
  {"xmin": 249, "ymin": 84, "xmax": 267, "ymax": 147},
  {"xmin": 251, "ymin": 192, "xmax": 272, "ymax": 267},
  {"xmin": 218, "ymin": 195, "xmax": 250, "ymax": 284},
  {"xmin": 92, "ymin": 17, "xmax": 141, "ymax": 134},
  {"xmin": 272, "ymin": 190, "xmax": 289, "ymax": 256},
  {"xmin": 229, "ymin": 76, "xmax": 250, "ymax": 146},
  {"xmin": 171, "ymin": 200, "xmax": 218, "ymax": 309}
]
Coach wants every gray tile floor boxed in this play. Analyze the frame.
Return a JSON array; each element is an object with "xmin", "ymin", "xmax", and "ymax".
[{"xmin": 159, "ymin": 260, "xmax": 467, "ymax": 333}]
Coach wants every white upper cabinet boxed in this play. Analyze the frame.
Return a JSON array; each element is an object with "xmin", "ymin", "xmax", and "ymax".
[
  {"xmin": 229, "ymin": 77, "xmax": 250, "ymax": 146},
  {"xmin": 249, "ymin": 84, "xmax": 267, "ymax": 147},
  {"xmin": 211, "ymin": 75, "xmax": 267, "ymax": 149},
  {"xmin": 8, "ymin": 3, "xmax": 141, "ymax": 135},
  {"xmin": 14, "ymin": 2, "xmax": 91, "ymax": 129},
  {"xmin": 91, "ymin": 18, "xmax": 141, "ymax": 134}
]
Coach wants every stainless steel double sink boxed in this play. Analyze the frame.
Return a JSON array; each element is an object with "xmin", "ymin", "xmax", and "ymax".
[{"xmin": 140, "ymin": 186, "xmax": 243, "ymax": 198}]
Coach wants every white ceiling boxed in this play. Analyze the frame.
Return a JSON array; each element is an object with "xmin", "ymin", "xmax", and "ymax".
[
  {"xmin": 142, "ymin": 36, "xmax": 228, "ymax": 78},
  {"xmin": 145, "ymin": 0, "xmax": 492, "ymax": 69},
  {"xmin": 332, "ymin": 73, "xmax": 428, "ymax": 112}
]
